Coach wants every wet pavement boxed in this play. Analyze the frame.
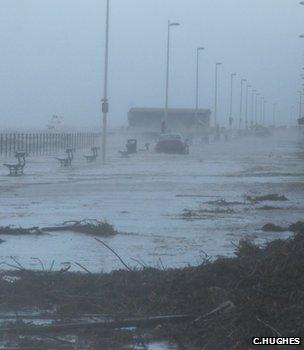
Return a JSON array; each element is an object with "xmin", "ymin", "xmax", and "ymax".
[{"xmin": 0, "ymin": 129, "xmax": 303, "ymax": 272}]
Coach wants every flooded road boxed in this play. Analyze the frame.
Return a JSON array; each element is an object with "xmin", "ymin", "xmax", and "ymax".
[{"xmin": 0, "ymin": 130, "xmax": 303, "ymax": 272}]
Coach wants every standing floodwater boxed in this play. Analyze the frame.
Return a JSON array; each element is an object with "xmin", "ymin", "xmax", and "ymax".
[{"xmin": 0, "ymin": 130, "xmax": 302, "ymax": 272}]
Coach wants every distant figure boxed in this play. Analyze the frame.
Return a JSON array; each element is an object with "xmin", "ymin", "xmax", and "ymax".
[{"xmin": 145, "ymin": 143, "xmax": 150, "ymax": 151}]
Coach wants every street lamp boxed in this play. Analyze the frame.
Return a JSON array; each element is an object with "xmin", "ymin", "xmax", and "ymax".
[
  {"xmin": 260, "ymin": 96, "xmax": 264, "ymax": 125},
  {"xmin": 255, "ymin": 92, "xmax": 260, "ymax": 125},
  {"xmin": 163, "ymin": 21, "xmax": 180, "ymax": 133},
  {"xmin": 245, "ymin": 84, "xmax": 251, "ymax": 129},
  {"xmin": 195, "ymin": 47, "xmax": 205, "ymax": 121},
  {"xmin": 298, "ymin": 91, "xmax": 303, "ymax": 121},
  {"xmin": 251, "ymin": 89, "xmax": 256, "ymax": 127},
  {"xmin": 214, "ymin": 62, "xmax": 222, "ymax": 127},
  {"xmin": 273, "ymin": 103, "xmax": 277, "ymax": 127},
  {"xmin": 263, "ymin": 99, "xmax": 267, "ymax": 126},
  {"xmin": 229, "ymin": 73, "xmax": 236, "ymax": 128},
  {"xmin": 239, "ymin": 79, "xmax": 246, "ymax": 129},
  {"xmin": 101, "ymin": 0, "xmax": 110, "ymax": 164}
]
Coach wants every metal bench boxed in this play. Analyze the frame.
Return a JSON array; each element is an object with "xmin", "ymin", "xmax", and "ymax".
[
  {"xmin": 56, "ymin": 148, "xmax": 74, "ymax": 167},
  {"xmin": 126, "ymin": 139, "xmax": 137, "ymax": 154},
  {"xmin": 84, "ymin": 147, "xmax": 99, "ymax": 163},
  {"xmin": 4, "ymin": 152, "xmax": 26, "ymax": 176},
  {"xmin": 119, "ymin": 139, "xmax": 137, "ymax": 158}
]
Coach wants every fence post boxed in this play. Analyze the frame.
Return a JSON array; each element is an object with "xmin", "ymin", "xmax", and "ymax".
[
  {"xmin": 9, "ymin": 134, "xmax": 12, "ymax": 156},
  {"xmin": 25, "ymin": 134, "xmax": 28, "ymax": 154},
  {"xmin": 36, "ymin": 133, "xmax": 39, "ymax": 156},
  {"xmin": 21, "ymin": 133, "xmax": 24, "ymax": 152}
]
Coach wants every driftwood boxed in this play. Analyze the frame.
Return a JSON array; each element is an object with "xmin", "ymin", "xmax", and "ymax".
[{"xmin": 1, "ymin": 315, "xmax": 194, "ymax": 335}]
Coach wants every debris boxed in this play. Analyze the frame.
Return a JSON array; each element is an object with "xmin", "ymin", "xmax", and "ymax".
[
  {"xmin": 0, "ymin": 226, "xmax": 43, "ymax": 236},
  {"xmin": 205, "ymin": 199, "xmax": 244, "ymax": 206},
  {"xmin": 2, "ymin": 225, "xmax": 304, "ymax": 349},
  {"xmin": 256, "ymin": 205, "xmax": 283, "ymax": 210},
  {"xmin": 180, "ymin": 207, "xmax": 234, "ymax": 220},
  {"xmin": 1, "ymin": 275, "xmax": 21, "ymax": 284},
  {"xmin": 42, "ymin": 219, "xmax": 118, "ymax": 237},
  {"xmin": 246, "ymin": 194, "xmax": 288, "ymax": 203},
  {"xmin": 262, "ymin": 223, "xmax": 287, "ymax": 232},
  {"xmin": 289, "ymin": 221, "xmax": 304, "ymax": 234},
  {"xmin": 1, "ymin": 315, "xmax": 194, "ymax": 335}
]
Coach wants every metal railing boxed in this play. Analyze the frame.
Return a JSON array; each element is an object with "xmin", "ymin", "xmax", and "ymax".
[{"xmin": 0, "ymin": 132, "xmax": 101, "ymax": 157}]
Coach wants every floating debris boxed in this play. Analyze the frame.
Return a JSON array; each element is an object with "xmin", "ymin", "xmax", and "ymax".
[
  {"xmin": 0, "ymin": 226, "xmax": 43, "ymax": 236},
  {"xmin": 43, "ymin": 219, "xmax": 118, "ymax": 237},
  {"xmin": 180, "ymin": 207, "xmax": 235, "ymax": 220},
  {"xmin": 246, "ymin": 194, "xmax": 288, "ymax": 203},
  {"xmin": 262, "ymin": 223, "xmax": 287, "ymax": 232},
  {"xmin": 205, "ymin": 199, "xmax": 245, "ymax": 206},
  {"xmin": 256, "ymin": 205, "xmax": 283, "ymax": 210}
]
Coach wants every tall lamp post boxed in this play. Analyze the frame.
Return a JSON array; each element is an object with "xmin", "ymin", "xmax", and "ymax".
[
  {"xmin": 245, "ymin": 84, "xmax": 251, "ymax": 129},
  {"xmin": 239, "ymin": 79, "xmax": 246, "ymax": 129},
  {"xmin": 251, "ymin": 89, "xmax": 256, "ymax": 127},
  {"xmin": 298, "ymin": 91, "xmax": 303, "ymax": 121},
  {"xmin": 214, "ymin": 62, "xmax": 222, "ymax": 127},
  {"xmin": 263, "ymin": 99, "xmax": 267, "ymax": 126},
  {"xmin": 260, "ymin": 96, "xmax": 264, "ymax": 125},
  {"xmin": 255, "ymin": 92, "xmax": 260, "ymax": 125},
  {"xmin": 101, "ymin": 0, "xmax": 110, "ymax": 164},
  {"xmin": 273, "ymin": 103, "xmax": 277, "ymax": 127},
  {"xmin": 195, "ymin": 47, "xmax": 205, "ymax": 121},
  {"xmin": 163, "ymin": 21, "xmax": 180, "ymax": 133},
  {"xmin": 229, "ymin": 73, "xmax": 236, "ymax": 128}
]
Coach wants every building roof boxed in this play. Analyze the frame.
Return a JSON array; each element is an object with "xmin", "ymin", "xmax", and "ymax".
[{"xmin": 128, "ymin": 107, "xmax": 211, "ymax": 115}]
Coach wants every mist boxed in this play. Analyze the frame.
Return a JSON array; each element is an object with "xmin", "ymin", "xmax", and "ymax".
[{"xmin": 0, "ymin": 0, "xmax": 302, "ymax": 130}]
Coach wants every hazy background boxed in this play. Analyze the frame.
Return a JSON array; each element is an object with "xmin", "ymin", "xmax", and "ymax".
[{"xmin": 0, "ymin": 0, "xmax": 302, "ymax": 130}]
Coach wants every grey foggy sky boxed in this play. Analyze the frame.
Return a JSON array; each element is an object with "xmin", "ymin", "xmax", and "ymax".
[{"xmin": 0, "ymin": 0, "xmax": 302, "ymax": 130}]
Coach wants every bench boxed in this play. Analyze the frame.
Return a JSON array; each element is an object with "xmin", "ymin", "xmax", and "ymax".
[
  {"xmin": 126, "ymin": 139, "xmax": 137, "ymax": 154},
  {"xmin": 4, "ymin": 152, "xmax": 26, "ymax": 176},
  {"xmin": 56, "ymin": 148, "xmax": 74, "ymax": 167},
  {"xmin": 84, "ymin": 147, "xmax": 99, "ymax": 162},
  {"xmin": 119, "ymin": 139, "xmax": 137, "ymax": 158}
]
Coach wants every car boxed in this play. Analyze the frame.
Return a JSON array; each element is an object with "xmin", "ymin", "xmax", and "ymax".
[{"xmin": 155, "ymin": 134, "xmax": 189, "ymax": 155}]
